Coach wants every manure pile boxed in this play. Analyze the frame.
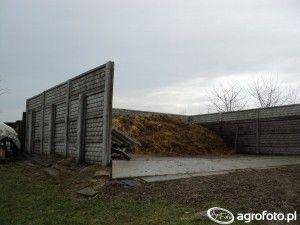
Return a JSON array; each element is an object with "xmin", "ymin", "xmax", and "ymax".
[{"xmin": 112, "ymin": 115, "xmax": 230, "ymax": 156}]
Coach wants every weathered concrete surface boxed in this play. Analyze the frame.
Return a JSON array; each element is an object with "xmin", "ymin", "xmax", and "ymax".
[
  {"xmin": 77, "ymin": 187, "xmax": 99, "ymax": 197},
  {"xmin": 141, "ymin": 171, "xmax": 230, "ymax": 182},
  {"xmin": 93, "ymin": 169, "xmax": 110, "ymax": 178},
  {"xmin": 44, "ymin": 167, "xmax": 60, "ymax": 177},
  {"xmin": 112, "ymin": 155, "xmax": 300, "ymax": 180},
  {"xmin": 76, "ymin": 182, "xmax": 107, "ymax": 197}
]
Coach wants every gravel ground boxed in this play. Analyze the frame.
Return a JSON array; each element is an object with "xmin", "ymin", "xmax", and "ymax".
[{"xmin": 102, "ymin": 165, "xmax": 300, "ymax": 214}]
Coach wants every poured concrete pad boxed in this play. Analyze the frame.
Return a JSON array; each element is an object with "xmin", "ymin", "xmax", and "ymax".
[
  {"xmin": 142, "ymin": 173, "xmax": 191, "ymax": 182},
  {"xmin": 112, "ymin": 155, "xmax": 300, "ymax": 180},
  {"xmin": 141, "ymin": 171, "xmax": 231, "ymax": 182}
]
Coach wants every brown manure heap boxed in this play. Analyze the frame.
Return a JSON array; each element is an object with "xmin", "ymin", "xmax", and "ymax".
[{"xmin": 112, "ymin": 115, "xmax": 230, "ymax": 156}]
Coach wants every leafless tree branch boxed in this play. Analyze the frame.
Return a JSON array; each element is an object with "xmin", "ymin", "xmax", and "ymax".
[
  {"xmin": 0, "ymin": 79, "xmax": 7, "ymax": 96},
  {"xmin": 285, "ymin": 87, "xmax": 299, "ymax": 105},
  {"xmin": 249, "ymin": 76, "xmax": 299, "ymax": 107},
  {"xmin": 208, "ymin": 82, "xmax": 247, "ymax": 112}
]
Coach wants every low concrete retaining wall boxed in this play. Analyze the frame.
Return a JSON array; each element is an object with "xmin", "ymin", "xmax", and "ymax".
[{"xmin": 190, "ymin": 104, "xmax": 300, "ymax": 155}]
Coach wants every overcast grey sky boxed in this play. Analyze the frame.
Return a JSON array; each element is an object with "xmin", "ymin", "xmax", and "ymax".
[{"xmin": 0, "ymin": 0, "xmax": 299, "ymax": 121}]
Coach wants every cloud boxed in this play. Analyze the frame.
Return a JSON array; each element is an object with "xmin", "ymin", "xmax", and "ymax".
[
  {"xmin": 0, "ymin": 0, "xmax": 300, "ymax": 120},
  {"xmin": 114, "ymin": 72, "xmax": 300, "ymax": 115}
]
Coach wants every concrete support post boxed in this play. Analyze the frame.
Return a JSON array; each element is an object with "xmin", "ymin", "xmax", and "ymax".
[
  {"xmin": 27, "ymin": 110, "xmax": 34, "ymax": 154},
  {"xmin": 40, "ymin": 92, "xmax": 45, "ymax": 154},
  {"xmin": 49, "ymin": 104, "xmax": 55, "ymax": 155},
  {"xmin": 219, "ymin": 112, "xmax": 223, "ymax": 138},
  {"xmin": 102, "ymin": 61, "xmax": 114, "ymax": 167},
  {"xmin": 76, "ymin": 94, "xmax": 86, "ymax": 164},
  {"xmin": 256, "ymin": 109, "xmax": 260, "ymax": 154},
  {"xmin": 21, "ymin": 112, "xmax": 26, "ymax": 152},
  {"xmin": 64, "ymin": 81, "xmax": 71, "ymax": 157}
]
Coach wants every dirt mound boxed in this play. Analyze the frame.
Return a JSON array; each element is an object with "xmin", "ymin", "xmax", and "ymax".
[{"xmin": 112, "ymin": 115, "xmax": 230, "ymax": 156}]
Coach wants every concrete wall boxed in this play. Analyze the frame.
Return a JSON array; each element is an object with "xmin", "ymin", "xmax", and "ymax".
[
  {"xmin": 24, "ymin": 68, "xmax": 299, "ymax": 160},
  {"xmin": 25, "ymin": 62, "xmax": 114, "ymax": 166},
  {"xmin": 190, "ymin": 104, "xmax": 300, "ymax": 155},
  {"xmin": 112, "ymin": 105, "xmax": 300, "ymax": 155}
]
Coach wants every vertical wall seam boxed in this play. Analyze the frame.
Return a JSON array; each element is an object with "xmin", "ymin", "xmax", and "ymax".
[
  {"xmin": 76, "ymin": 93, "xmax": 86, "ymax": 164},
  {"xmin": 49, "ymin": 104, "xmax": 55, "ymax": 155},
  {"xmin": 40, "ymin": 92, "xmax": 45, "ymax": 155},
  {"xmin": 256, "ymin": 109, "xmax": 260, "ymax": 154},
  {"xmin": 25, "ymin": 100, "xmax": 29, "ymax": 153},
  {"xmin": 30, "ymin": 111, "xmax": 34, "ymax": 154},
  {"xmin": 64, "ymin": 81, "xmax": 71, "ymax": 157}
]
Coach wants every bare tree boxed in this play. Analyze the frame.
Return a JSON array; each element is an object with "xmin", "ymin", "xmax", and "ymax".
[
  {"xmin": 285, "ymin": 87, "xmax": 299, "ymax": 105},
  {"xmin": 208, "ymin": 82, "xmax": 247, "ymax": 112},
  {"xmin": 249, "ymin": 76, "xmax": 299, "ymax": 107},
  {"xmin": 0, "ymin": 88, "xmax": 6, "ymax": 96},
  {"xmin": 0, "ymin": 79, "xmax": 7, "ymax": 96}
]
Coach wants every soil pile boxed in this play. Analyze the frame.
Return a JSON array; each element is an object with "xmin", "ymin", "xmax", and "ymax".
[{"xmin": 112, "ymin": 115, "xmax": 230, "ymax": 156}]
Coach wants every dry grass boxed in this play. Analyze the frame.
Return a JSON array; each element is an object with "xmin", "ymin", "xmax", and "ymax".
[{"xmin": 0, "ymin": 162, "xmax": 201, "ymax": 225}]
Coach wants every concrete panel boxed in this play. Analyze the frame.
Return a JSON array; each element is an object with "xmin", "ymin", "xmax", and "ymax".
[{"xmin": 26, "ymin": 62, "xmax": 114, "ymax": 166}]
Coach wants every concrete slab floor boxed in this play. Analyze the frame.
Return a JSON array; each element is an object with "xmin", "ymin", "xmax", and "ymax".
[
  {"xmin": 112, "ymin": 155, "xmax": 300, "ymax": 180},
  {"xmin": 141, "ymin": 171, "xmax": 230, "ymax": 182}
]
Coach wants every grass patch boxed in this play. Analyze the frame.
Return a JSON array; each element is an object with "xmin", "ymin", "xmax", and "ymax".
[
  {"xmin": 0, "ymin": 163, "xmax": 202, "ymax": 225},
  {"xmin": 1, "ymin": 162, "xmax": 293, "ymax": 225}
]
